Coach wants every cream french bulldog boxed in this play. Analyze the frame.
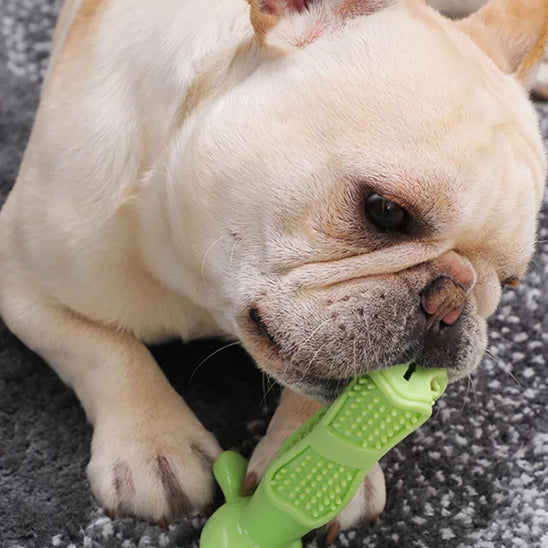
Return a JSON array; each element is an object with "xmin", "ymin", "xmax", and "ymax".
[{"xmin": 0, "ymin": 0, "xmax": 546, "ymax": 540}]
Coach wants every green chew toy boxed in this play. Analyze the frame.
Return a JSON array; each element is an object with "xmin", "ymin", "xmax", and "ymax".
[{"xmin": 199, "ymin": 363, "xmax": 448, "ymax": 548}]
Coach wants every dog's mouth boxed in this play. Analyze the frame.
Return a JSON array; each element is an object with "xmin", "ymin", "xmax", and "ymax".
[
  {"xmin": 248, "ymin": 307, "xmax": 280, "ymax": 350},
  {"xmin": 248, "ymin": 307, "xmax": 348, "ymax": 401},
  {"xmin": 244, "ymin": 293, "xmax": 485, "ymax": 398},
  {"xmin": 246, "ymin": 305, "xmax": 416, "ymax": 401}
]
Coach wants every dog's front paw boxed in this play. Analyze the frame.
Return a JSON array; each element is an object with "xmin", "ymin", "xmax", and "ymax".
[
  {"xmin": 246, "ymin": 429, "xmax": 386, "ymax": 545},
  {"xmin": 87, "ymin": 408, "xmax": 222, "ymax": 523}
]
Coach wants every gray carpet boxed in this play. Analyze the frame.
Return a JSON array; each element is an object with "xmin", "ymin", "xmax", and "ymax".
[{"xmin": 1, "ymin": 1, "xmax": 547, "ymax": 547}]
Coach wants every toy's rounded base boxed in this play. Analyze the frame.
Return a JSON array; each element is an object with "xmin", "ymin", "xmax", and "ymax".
[{"xmin": 199, "ymin": 498, "xmax": 302, "ymax": 548}]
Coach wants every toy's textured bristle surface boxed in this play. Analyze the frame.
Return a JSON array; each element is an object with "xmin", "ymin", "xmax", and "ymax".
[
  {"xmin": 279, "ymin": 408, "xmax": 328, "ymax": 456},
  {"xmin": 267, "ymin": 375, "xmax": 426, "ymax": 523},
  {"xmin": 327, "ymin": 376, "xmax": 422, "ymax": 451},
  {"xmin": 269, "ymin": 447, "xmax": 360, "ymax": 521}
]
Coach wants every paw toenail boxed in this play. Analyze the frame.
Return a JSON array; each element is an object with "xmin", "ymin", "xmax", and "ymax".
[
  {"xmin": 324, "ymin": 521, "xmax": 341, "ymax": 546},
  {"xmin": 203, "ymin": 503, "xmax": 215, "ymax": 517},
  {"xmin": 369, "ymin": 513, "xmax": 381, "ymax": 526},
  {"xmin": 241, "ymin": 472, "xmax": 258, "ymax": 497}
]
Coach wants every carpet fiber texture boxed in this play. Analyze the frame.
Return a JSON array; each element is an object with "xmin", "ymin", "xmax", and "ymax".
[{"xmin": 1, "ymin": 1, "xmax": 547, "ymax": 547}]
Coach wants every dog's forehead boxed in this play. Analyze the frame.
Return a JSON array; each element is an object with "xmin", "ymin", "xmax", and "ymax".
[
  {"xmin": 248, "ymin": 4, "xmax": 545, "ymax": 211},
  {"xmin": 218, "ymin": 1, "xmax": 542, "ymax": 171},
  {"xmin": 284, "ymin": 5, "xmax": 535, "ymax": 146}
]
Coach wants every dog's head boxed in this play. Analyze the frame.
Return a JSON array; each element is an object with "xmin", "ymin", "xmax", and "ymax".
[{"xmin": 172, "ymin": 0, "xmax": 547, "ymax": 400}]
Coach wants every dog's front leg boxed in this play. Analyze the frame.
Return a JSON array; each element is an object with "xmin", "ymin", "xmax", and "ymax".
[
  {"xmin": 0, "ymin": 277, "xmax": 221, "ymax": 523},
  {"xmin": 245, "ymin": 388, "xmax": 386, "ymax": 543}
]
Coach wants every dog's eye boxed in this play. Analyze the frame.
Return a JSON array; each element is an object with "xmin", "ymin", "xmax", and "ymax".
[
  {"xmin": 365, "ymin": 194, "xmax": 408, "ymax": 231},
  {"xmin": 502, "ymin": 276, "xmax": 520, "ymax": 288}
]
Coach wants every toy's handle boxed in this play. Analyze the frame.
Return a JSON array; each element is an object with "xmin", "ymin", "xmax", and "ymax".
[
  {"xmin": 239, "ymin": 365, "xmax": 447, "ymax": 547},
  {"xmin": 198, "ymin": 365, "xmax": 447, "ymax": 548}
]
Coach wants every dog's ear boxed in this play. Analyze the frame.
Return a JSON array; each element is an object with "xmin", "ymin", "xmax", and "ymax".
[
  {"xmin": 246, "ymin": 0, "xmax": 393, "ymax": 44},
  {"xmin": 457, "ymin": 0, "xmax": 548, "ymax": 86}
]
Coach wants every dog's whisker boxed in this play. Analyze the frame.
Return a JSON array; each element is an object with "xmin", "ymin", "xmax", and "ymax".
[
  {"xmin": 484, "ymin": 347, "xmax": 503, "ymax": 369},
  {"xmin": 322, "ymin": 342, "xmax": 337, "ymax": 383},
  {"xmin": 484, "ymin": 347, "xmax": 499, "ymax": 361},
  {"xmin": 200, "ymin": 234, "xmax": 229, "ymax": 281},
  {"xmin": 188, "ymin": 341, "xmax": 241, "ymax": 386},
  {"xmin": 260, "ymin": 374, "xmax": 279, "ymax": 407},
  {"xmin": 491, "ymin": 331, "xmax": 519, "ymax": 347},
  {"xmin": 468, "ymin": 373, "xmax": 479, "ymax": 411},
  {"xmin": 262, "ymin": 371, "xmax": 267, "ymax": 398},
  {"xmin": 288, "ymin": 318, "xmax": 332, "ymax": 367},
  {"xmin": 485, "ymin": 347, "xmax": 524, "ymax": 393},
  {"xmin": 299, "ymin": 337, "xmax": 328, "ymax": 382},
  {"xmin": 503, "ymin": 367, "xmax": 524, "ymax": 391},
  {"xmin": 454, "ymin": 376, "xmax": 471, "ymax": 418},
  {"xmin": 259, "ymin": 372, "xmax": 278, "ymax": 408},
  {"xmin": 229, "ymin": 239, "xmax": 239, "ymax": 267},
  {"xmin": 360, "ymin": 313, "xmax": 374, "ymax": 367},
  {"xmin": 304, "ymin": 341, "xmax": 328, "ymax": 379}
]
